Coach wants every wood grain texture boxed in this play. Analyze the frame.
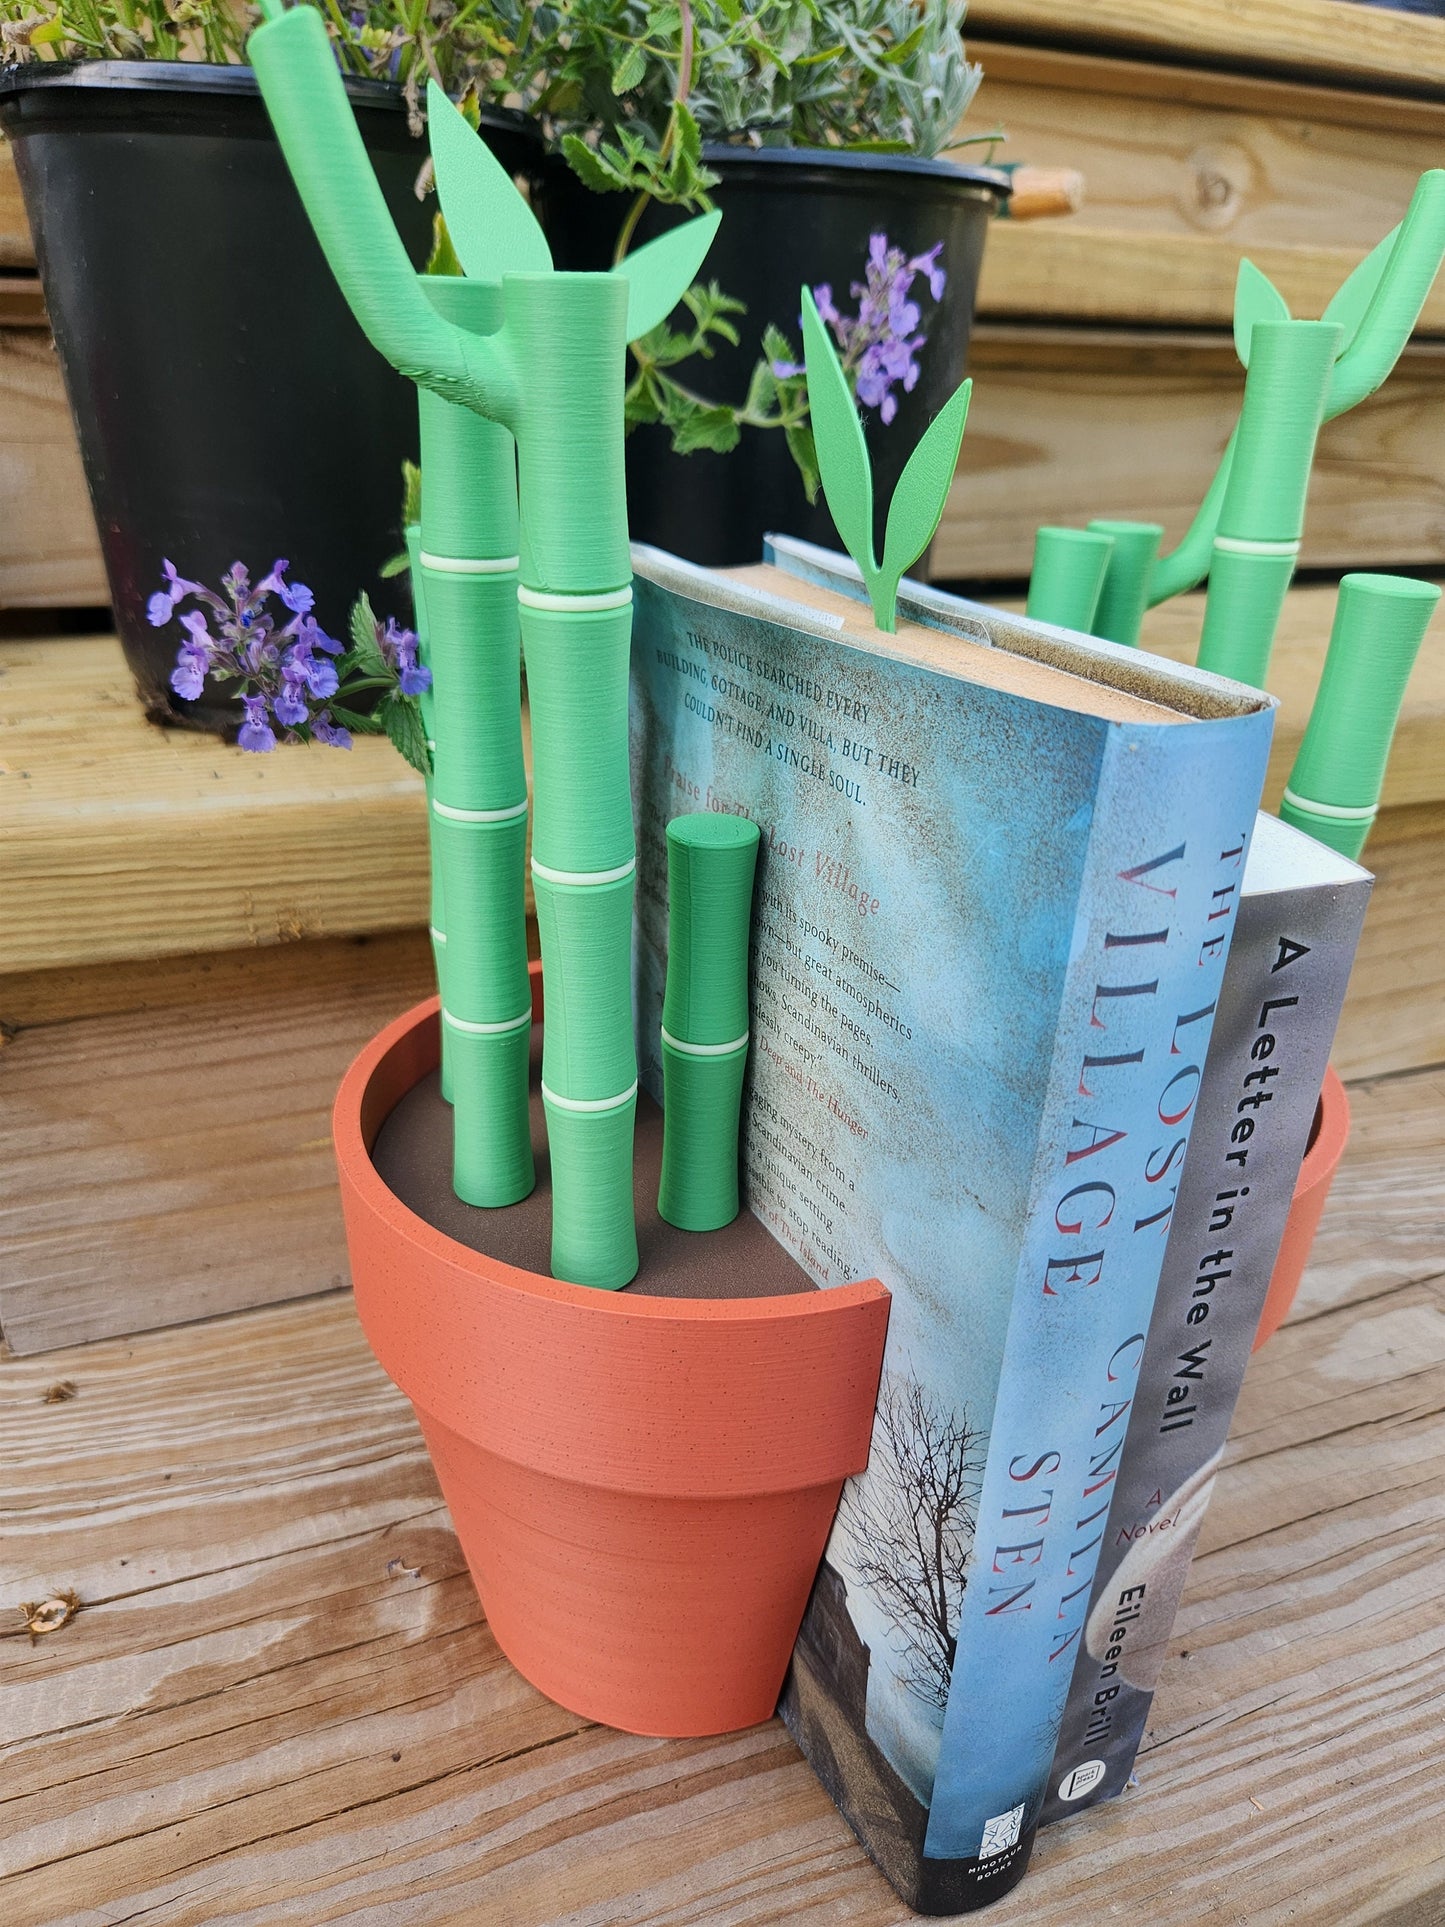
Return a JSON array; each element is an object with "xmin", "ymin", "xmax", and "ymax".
[
  {"xmin": 967, "ymin": 0, "xmax": 1445, "ymax": 97},
  {"xmin": 0, "ymin": 330, "xmax": 106, "ymax": 609},
  {"xmin": 946, "ymin": 328, "xmax": 1445, "ymax": 581},
  {"xmin": 0, "ymin": 142, "xmax": 33, "ymax": 270},
  {"xmin": 2, "ymin": 1056, "xmax": 1441, "ymax": 1925},
  {"xmin": 0, "ymin": 636, "xmax": 536, "ymax": 973},
  {"xmin": 0, "ymin": 932, "xmax": 440, "ymax": 1357},
  {"xmin": 971, "ymin": 41, "xmax": 1445, "ymax": 331}
]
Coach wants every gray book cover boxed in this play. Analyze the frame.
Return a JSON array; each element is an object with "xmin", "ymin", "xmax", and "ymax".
[{"xmin": 1040, "ymin": 813, "xmax": 1371, "ymax": 1825}]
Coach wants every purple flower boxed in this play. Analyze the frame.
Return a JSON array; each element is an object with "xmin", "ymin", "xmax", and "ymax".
[
  {"xmin": 256, "ymin": 558, "xmax": 316, "ymax": 616},
  {"xmin": 237, "ymin": 694, "xmax": 277, "ymax": 753},
  {"xmin": 170, "ymin": 647, "xmax": 207, "ymax": 700},
  {"xmin": 311, "ymin": 709, "xmax": 353, "ymax": 750},
  {"xmin": 147, "ymin": 591, "xmax": 174, "ymax": 627},
  {"xmin": 273, "ymin": 679, "xmax": 309, "ymax": 728},
  {"xmin": 380, "ymin": 617, "xmax": 432, "ymax": 697},
  {"xmin": 799, "ymin": 231, "xmax": 949, "ymax": 427}
]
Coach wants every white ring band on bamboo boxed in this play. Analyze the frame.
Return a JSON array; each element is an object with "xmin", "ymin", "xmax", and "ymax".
[
  {"xmin": 429, "ymin": 927, "xmax": 447, "ymax": 945},
  {"xmin": 661, "ymin": 1026, "xmax": 750, "ymax": 1057},
  {"xmin": 419, "ymin": 551, "xmax": 520, "ymax": 574},
  {"xmin": 432, "ymin": 798, "xmax": 529, "ymax": 823},
  {"xmin": 540, "ymin": 1080, "xmax": 639, "ymax": 1113},
  {"xmin": 1281, "ymin": 787, "xmax": 1377, "ymax": 821},
  {"xmin": 1212, "ymin": 535, "xmax": 1301, "ymax": 557},
  {"xmin": 517, "ymin": 584, "xmax": 634, "ymax": 612},
  {"xmin": 530, "ymin": 856, "xmax": 636, "ymax": 886},
  {"xmin": 442, "ymin": 1008, "xmax": 532, "ymax": 1035}
]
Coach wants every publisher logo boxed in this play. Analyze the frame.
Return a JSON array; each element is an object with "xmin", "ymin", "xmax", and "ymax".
[
  {"xmin": 979, "ymin": 1803, "xmax": 1025, "ymax": 1859},
  {"xmin": 1058, "ymin": 1760, "xmax": 1107, "ymax": 1802}
]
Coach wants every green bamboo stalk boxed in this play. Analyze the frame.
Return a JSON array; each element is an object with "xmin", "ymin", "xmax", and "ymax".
[
  {"xmin": 249, "ymin": 3, "xmax": 719, "ymax": 1286},
  {"xmin": 658, "ymin": 815, "xmax": 761, "ymax": 1232},
  {"xmin": 1086, "ymin": 520, "xmax": 1163, "ymax": 648},
  {"xmin": 1279, "ymin": 572, "xmax": 1439, "ymax": 858},
  {"xmin": 1145, "ymin": 171, "xmax": 1445, "ymax": 612},
  {"xmin": 506, "ymin": 271, "xmax": 639, "ymax": 1288},
  {"xmin": 416, "ymin": 277, "xmax": 533, "ymax": 1205},
  {"xmin": 1025, "ymin": 526, "xmax": 1114, "ymax": 632},
  {"xmin": 1195, "ymin": 319, "xmax": 1338, "ymax": 688}
]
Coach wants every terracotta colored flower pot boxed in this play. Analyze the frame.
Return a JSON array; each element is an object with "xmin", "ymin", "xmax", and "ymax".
[
  {"xmin": 333, "ymin": 971, "xmax": 890, "ymax": 1737},
  {"xmin": 1253, "ymin": 1065, "xmax": 1351, "ymax": 1350}
]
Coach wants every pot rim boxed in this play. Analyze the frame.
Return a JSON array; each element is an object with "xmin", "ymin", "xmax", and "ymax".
[
  {"xmin": 698, "ymin": 141, "xmax": 1011, "ymax": 198},
  {"xmin": 334, "ymin": 982, "xmax": 889, "ymax": 1330},
  {"xmin": 0, "ymin": 57, "xmax": 537, "ymax": 136},
  {"xmin": 1296, "ymin": 1063, "xmax": 1350, "ymax": 1199}
]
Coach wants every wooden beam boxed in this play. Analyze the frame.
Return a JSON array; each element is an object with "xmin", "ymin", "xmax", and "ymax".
[
  {"xmin": 945, "ymin": 327, "xmax": 1445, "ymax": 581},
  {"xmin": 0, "ymin": 329, "xmax": 105, "ymax": 609},
  {"xmin": 0, "ymin": 141, "xmax": 33, "ymax": 271},
  {"xmin": 970, "ymin": 40, "xmax": 1445, "ymax": 332},
  {"xmin": 967, "ymin": 0, "xmax": 1445, "ymax": 99}
]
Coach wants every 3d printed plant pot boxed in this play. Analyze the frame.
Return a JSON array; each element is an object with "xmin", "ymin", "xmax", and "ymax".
[
  {"xmin": 333, "ymin": 979, "xmax": 891, "ymax": 1737},
  {"xmin": 1254, "ymin": 1065, "xmax": 1350, "ymax": 1350},
  {"xmin": 540, "ymin": 146, "xmax": 1009, "ymax": 567}
]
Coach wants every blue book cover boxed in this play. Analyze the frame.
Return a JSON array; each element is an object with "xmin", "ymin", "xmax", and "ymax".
[{"xmin": 628, "ymin": 541, "xmax": 1274, "ymax": 1913}]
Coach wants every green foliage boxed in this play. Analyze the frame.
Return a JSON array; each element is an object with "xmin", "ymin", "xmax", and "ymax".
[
  {"xmin": 624, "ymin": 281, "xmax": 816, "ymax": 487},
  {"xmin": 333, "ymin": 591, "xmax": 433, "ymax": 776}
]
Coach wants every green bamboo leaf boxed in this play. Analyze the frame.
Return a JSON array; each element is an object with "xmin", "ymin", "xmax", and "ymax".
[
  {"xmin": 615, "ymin": 211, "xmax": 723, "ymax": 340},
  {"xmin": 879, "ymin": 378, "xmax": 972, "ymax": 604},
  {"xmin": 1233, "ymin": 258, "xmax": 1291, "ymax": 368},
  {"xmin": 1322, "ymin": 223, "xmax": 1399, "ymax": 354},
  {"xmin": 427, "ymin": 79, "xmax": 552, "ymax": 281},
  {"xmin": 801, "ymin": 286, "xmax": 874, "ymax": 577}
]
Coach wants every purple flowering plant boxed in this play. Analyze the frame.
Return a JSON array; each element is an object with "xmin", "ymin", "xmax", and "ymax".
[
  {"xmin": 147, "ymin": 559, "xmax": 432, "ymax": 774},
  {"xmin": 772, "ymin": 233, "xmax": 948, "ymax": 427}
]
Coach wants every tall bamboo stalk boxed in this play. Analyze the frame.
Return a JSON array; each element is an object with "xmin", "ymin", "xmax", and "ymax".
[{"xmin": 249, "ymin": 0, "xmax": 644, "ymax": 1283}]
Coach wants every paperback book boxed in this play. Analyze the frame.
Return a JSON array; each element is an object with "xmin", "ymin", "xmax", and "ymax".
[
  {"xmin": 628, "ymin": 538, "xmax": 1275, "ymax": 1912},
  {"xmin": 1040, "ymin": 812, "xmax": 1371, "ymax": 1825}
]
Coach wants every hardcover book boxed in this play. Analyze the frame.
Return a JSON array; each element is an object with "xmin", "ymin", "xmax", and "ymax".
[
  {"xmin": 1040, "ymin": 812, "xmax": 1371, "ymax": 1827},
  {"xmin": 628, "ymin": 538, "xmax": 1275, "ymax": 1912}
]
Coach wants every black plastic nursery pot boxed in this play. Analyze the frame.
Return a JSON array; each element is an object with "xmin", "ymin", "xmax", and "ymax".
[
  {"xmin": 540, "ymin": 145, "xmax": 1009, "ymax": 568},
  {"xmin": 0, "ymin": 61, "xmax": 536, "ymax": 732}
]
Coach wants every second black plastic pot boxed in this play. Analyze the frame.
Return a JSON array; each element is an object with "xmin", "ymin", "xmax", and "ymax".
[
  {"xmin": 540, "ymin": 146, "xmax": 1008, "ymax": 568},
  {"xmin": 0, "ymin": 61, "xmax": 537, "ymax": 731}
]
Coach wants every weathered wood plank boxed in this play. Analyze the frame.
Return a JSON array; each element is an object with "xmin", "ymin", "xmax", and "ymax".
[
  {"xmin": 2, "ymin": 1058, "xmax": 1441, "ymax": 1923},
  {"xmin": 947, "ymin": 327, "xmax": 1445, "ymax": 582},
  {"xmin": 0, "ymin": 931, "xmax": 438, "ymax": 1355},
  {"xmin": 0, "ymin": 330, "xmax": 106, "ymax": 609},
  {"xmin": 0, "ymin": 142, "xmax": 32, "ymax": 271},
  {"xmin": 967, "ymin": 0, "xmax": 1445, "ymax": 99}
]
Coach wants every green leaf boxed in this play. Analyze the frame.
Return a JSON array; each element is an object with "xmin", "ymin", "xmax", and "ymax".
[
  {"xmin": 427, "ymin": 79, "xmax": 552, "ymax": 280},
  {"xmin": 379, "ymin": 551, "xmax": 410, "ymax": 579},
  {"xmin": 1322, "ymin": 223, "xmax": 1398, "ymax": 355},
  {"xmin": 1233, "ymin": 258, "xmax": 1290, "ymax": 368},
  {"xmin": 668, "ymin": 403, "xmax": 742, "ymax": 456},
  {"xmin": 611, "ymin": 43, "xmax": 647, "ymax": 93},
  {"xmin": 424, "ymin": 211, "xmax": 464, "ymax": 278},
  {"xmin": 561, "ymin": 132, "xmax": 633, "ymax": 196},
  {"xmin": 30, "ymin": 18, "xmax": 68, "ymax": 43},
  {"xmin": 785, "ymin": 421, "xmax": 821, "ymax": 503},
  {"xmin": 328, "ymin": 703, "xmax": 386, "ymax": 736},
  {"xmin": 381, "ymin": 693, "xmax": 433, "ymax": 776},
  {"xmin": 401, "ymin": 459, "xmax": 422, "ymax": 527},
  {"xmin": 878, "ymin": 378, "xmax": 972, "ymax": 615},
  {"xmin": 349, "ymin": 593, "xmax": 388, "ymax": 676},
  {"xmin": 616, "ymin": 211, "xmax": 724, "ymax": 340},
  {"xmin": 801, "ymin": 285, "xmax": 875, "ymax": 579}
]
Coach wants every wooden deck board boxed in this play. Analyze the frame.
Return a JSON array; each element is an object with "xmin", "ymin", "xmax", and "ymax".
[{"xmin": 2, "ymin": 1058, "xmax": 1441, "ymax": 1925}]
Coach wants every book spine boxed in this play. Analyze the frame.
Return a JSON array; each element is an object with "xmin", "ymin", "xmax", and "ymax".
[
  {"xmin": 1038, "ymin": 862, "xmax": 1371, "ymax": 1826},
  {"xmin": 915, "ymin": 719, "xmax": 1269, "ymax": 1914}
]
